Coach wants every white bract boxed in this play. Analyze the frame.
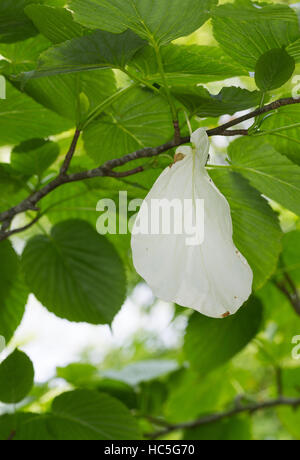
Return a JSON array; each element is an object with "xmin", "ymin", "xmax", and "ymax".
[{"xmin": 131, "ymin": 128, "xmax": 253, "ymax": 318}]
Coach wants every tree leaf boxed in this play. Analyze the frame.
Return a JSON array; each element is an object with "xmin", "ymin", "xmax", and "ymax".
[
  {"xmin": 0, "ymin": 413, "xmax": 54, "ymax": 441},
  {"xmin": 0, "ymin": 0, "xmax": 39, "ymax": 43},
  {"xmin": 26, "ymin": 29, "xmax": 147, "ymax": 78},
  {"xmin": 103, "ymin": 360, "xmax": 179, "ymax": 386},
  {"xmin": 212, "ymin": 0, "xmax": 300, "ymax": 70},
  {"xmin": 287, "ymin": 38, "xmax": 300, "ymax": 63},
  {"xmin": 0, "ymin": 241, "xmax": 28, "ymax": 343},
  {"xmin": 0, "ymin": 350, "xmax": 34, "ymax": 403},
  {"xmin": 25, "ymin": 4, "xmax": 88, "ymax": 44},
  {"xmin": 184, "ymin": 416, "xmax": 252, "ymax": 440},
  {"xmin": 0, "ymin": 81, "xmax": 72, "ymax": 146},
  {"xmin": 21, "ymin": 219, "xmax": 126, "ymax": 325},
  {"xmin": 258, "ymin": 105, "xmax": 300, "ymax": 166},
  {"xmin": 0, "ymin": 240, "xmax": 19, "ymax": 300},
  {"xmin": 183, "ymin": 296, "xmax": 263, "ymax": 375},
  {"xmin": 48, "ymin": 390, "xmax": 141, "ymax": 440},
  {"xmin": 255, "ymin": 48, "xmax": 295, "ymax": 92},
  {"xmin": 172, "ymin": 86, "xmax": 262, "ymax": 117},
  {"xmin": 210, "ymin": 169, "xmax": 282, "ymax": 290},
  {"xmin": 281, "ymin": 230, "xmax": 300, "ymax": 285},
  {"xmin": 228, "ymin": 136, "xmax": 300, "ymax": 216},
  {"xmin": 129, "ymin": 44, "xmax": 248, "ymax": 86},
  {"xmin": 69, "ymin": 0, "xmax": 218, "ymax": 46},
  {"xmin": 83, "ymin": 87, "xmax": 173, "ymax": 163},
  {"xmin": 11, "ymin": 138, "xmax": 60, "ymax": 176}
]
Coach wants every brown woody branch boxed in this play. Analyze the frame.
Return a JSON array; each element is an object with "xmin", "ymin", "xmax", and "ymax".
[
  {"xmin": 146, "ymin": 396, "xmax": 300, "ymax": 439},
  {"xmin": 0, "ymin": 96, "xmax": 299, "ymax": 242}
]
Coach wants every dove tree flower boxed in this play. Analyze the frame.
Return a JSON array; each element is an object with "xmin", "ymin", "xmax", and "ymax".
[{"xmin": 131, "ymin": 128, "xmax": 253, "ymax": 318}]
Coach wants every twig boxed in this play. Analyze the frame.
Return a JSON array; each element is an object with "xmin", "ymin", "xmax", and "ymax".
[
  {"xmin": 145, "ymin": 396, "xmax": 300, "ymax": 439},
  {"xmin": 0, "ymin": 96, "xmax": 299, "ymax": 242},
  {"xmin": 60, "ymin": 128, "xmax": 81, "ymax": 175}
]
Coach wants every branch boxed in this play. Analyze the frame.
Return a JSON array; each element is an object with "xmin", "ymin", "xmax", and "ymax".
[
  {"xmin": 0, "ymin": 96, "xmax": 299, "ymax": 242},
  {"xmin": 146, "ymin": 396, "xmax": 300, "ymax": 439},
  {"xmin": 60, "ymin": 128, "xmax": 81, "ymax": 175}
]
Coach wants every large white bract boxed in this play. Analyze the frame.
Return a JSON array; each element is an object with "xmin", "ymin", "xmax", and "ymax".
[{"xmin": 131, "ymin": 128, "xmax": 253, "ymax": 318}]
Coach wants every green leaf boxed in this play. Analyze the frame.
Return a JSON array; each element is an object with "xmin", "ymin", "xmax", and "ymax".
[
  {"xmin": 0, "ymin": 241, "xmax": 28, "ymax": 343},
  {"xmin": 184, "ymin": 416, "xmax": 252, "ymax": 440},
  {"xmin": 210, "ymin": 170, "xmax": 282, "ymax": 290},
  {"xmin": 0, "ymin": 273, "xmax": 28, "ymax": 344},
  {"xmin": 0, "ymin": 413, "xmax": 54, "ymax": 441},
  {"xmin": 255, "ymin": 48, "xmax": 295, "ymax": 92},
  {"xmin": 228, "ymin": 136, "xmax": 300, "ymax": 216},
  {"xmin": 281, "ymin": 231, "xmax": 300, "ymax": 285},
  {"xmin": 48, "ymin": 390, "xmax": 141, "ymax": 440},
  {"xmin": 183, "ymin": 297, "xmax": 263, "ymax": 375},
  {"xmin": 258, "ymin": 105, "xmax": 300, "ymax": 166},
  {"xmin": 278, "ymin": 407, "xmax": 300, "ymax": 440},
  {"xmin": 287, "ymin": 38, "xmax": 300, "ymax": 63},
  {"xmin": 27, "ymin": 29, "xmax": 146, "ymax": 78},
  {"xmin": 0, "ymin": 240, "xmax": 19, "ymax": 300},
  {"xmin": 0, "ymin": 350, "xmax": 34, "ymax": 403},
  {"xmin": 69, "ymin": 0, "xmax": 217, "ymax": 46},
  {"xmin": 172, "ymin": 86, "xmax": 262, "ymax": 117},
  {"xmin": 0, "ymin": 81, "xmax": 72, "ymax": 146},
  {"xmin": 83, "ymin": 87, "xmax": 173, "ymax": 163},
  {"xmin": 212, "ymin": 0, "xmax": 300, "ymax": 70},
  {"xmin": 129, "ymin": 44, "xmax": 248, "ymax": 86},
  {"xmin": 0, "ymin": 36, "xmax": 118, "ymax": 125},
  {"xmin": 21, "ymin": 219, "xmax": 126, "ymax": 325},
  {"xmin": 0, "ymin": 34, "xmax": 50, "ymax": 74},
  {"xmin": 11, "ymin": 138, "xmax": 60, "ymax": 176},
  {"xmin": 0, "ymin": 0, "xmax": 39, "ymax": 43},
  {"xmin": 103, "ymin": 360, "xmax": 179, "ymax": 386},
  {"xmin": 25, "ymin": 70, "xmax": 117, "ymax": 124},
  {"xmin": 25, "ymin": 4, "xmax": 88, "ymax": 44}
]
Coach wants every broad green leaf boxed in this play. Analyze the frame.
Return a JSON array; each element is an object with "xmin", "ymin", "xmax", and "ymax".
[
  {"xmin": 21, "ymin": 219, "xmax": 126, "ymax": 325},
  {"xmin": 0, "ymin": 241, "xmax": 19, "ymax": 300},
  {"xmin": 184, "ymin": 297, "xmax": 263, "ymax": 375},
  {"xmin": 258, "ymin": 105, "xmax": 300, "ymax": 165},
  {"xmin": 83, "ymin": 87, "xmax": 173, "ymax": 163},
  {"xmin": 25, "ymin": 4, "xmax": 88, "ymax": 44},
  {"xmin": 11, "ymin": 139, "xmax": 60, "ymax": 176},
  {"xmin": 0, "ymin": 350, "xmax": 34, "ymax": 403},
  {"xmin": 48, "ymin": 390, "xmax": 141, "ymax": 440},
  {"xmin": 69, "ymin": 0, "xmax": 218, "ymax": 46},
  {"xmin": 281, "ymin": 231, "xmax": 300, "ymax": 285},
  {"xmin": 287, "ymin": 38, "xmax": 300, "ymax": 63},
  {"xmin": 255, "ymin": 48, "xmax": 295, "ymax": 92},
  {"xmin": 0, "ymin": 81, "xmax": 71, "ymax": 146},
  {"xmin": 210, "ymin": 170, "xmax": 282, "ymax": 290},
  {"xmin": 0, "ymin": 241, "xmax": 28, "ymax": 343},
  {"xmin": 228, "ymin": 137, "xmax": 300, "ymax": 216},
  {"xmin": 184, "ymin": 416, "xmax": 252, "ymax": 440},
  {"xmin": 103, "ymin": 360, "xmax": 179, "ymax": 386},
  {"xmin": 278, "ymin": 407, "xmax": 300, "ymax": 440},
  {"xmin": 0, "ymin": 35, "xmax": 117, "ymax": 125},
  {"xmin": 0, "ymin": 35, "xmax": 50, "ymax": 74},
  {"xmin": 212, "ymin": 0, "xmax": 300, "ymax": 70},
  {"xmin": 27, "ymin": 29, "xmax": 146, "ymax": 78},
  {"xmin": 56, "ymin": 363, "xmax": 100, "ymax": 387},
  {"xmin": 23, "ymin": 70, "xmax": 117, "ymax": 124},
  {"xmin": 172, "ymin": 86, "xmax": 261, "ymax": 117},
  {"xmin": 0, "ymin": 0, "xmax": 39, "ymax": 43},
  {"xmin": 129, "ymin": 44, "xmax": 248, "ymax": 86},
  {"xmin": 0, "ymin": 413, "xmax": 54, "ymax": 441},
  {"xmin": 165, "ymin": 367, "xmax": 236, "ymax": 423},
  {"xmin": 0, "ymin": 274, "xmax": 28, "ymax": 344}
]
